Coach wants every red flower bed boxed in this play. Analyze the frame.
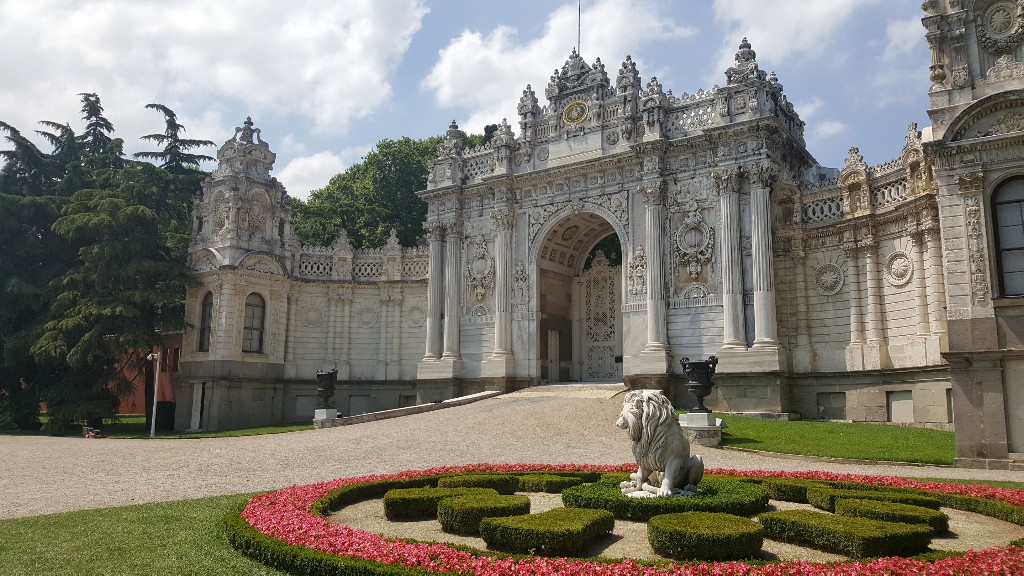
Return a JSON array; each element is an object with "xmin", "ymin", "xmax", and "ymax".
[{"xmin": 240, "ymin": 464, "xmax": 1024, "ymax": 575}]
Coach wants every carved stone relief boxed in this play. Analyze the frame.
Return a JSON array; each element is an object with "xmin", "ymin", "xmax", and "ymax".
[
  {"xmin": 356, "ymin": 304, "xmax": 379, "ymax": 328},
  {"xmin": 673, "ymin": 209, "xmax": 715, "ymax": 280},
  {"xmin": 512, "ymin": 260, "xmax": 530, "ymax": 311},
  {"xmin": 813, "ymin": 263, "xmax": 845, "ymax": 296},
  {"xmin": 965, "ymin": 195, "xmax": 991, "ymax": 304},
  {"xmin": 240, "ymin": 254, "xmax": 280, "ymax": 275},
  {"xmin": 298, "ymin": 300, "xmax": 326, "ymax": 327},
  {"xmin": 405, "ymin": 304, "xmax": 426, "ymax": 327},
  {"xmin": 883, "ymin": 251, "xmax": 914, "ymax": 287},
  {"xmin": 465, "ymin": 235, "xmax": 494, "ymax": 304},
  {"xmin": 627, "ymin": 246, "xmax": 647, "ymax": 303}
]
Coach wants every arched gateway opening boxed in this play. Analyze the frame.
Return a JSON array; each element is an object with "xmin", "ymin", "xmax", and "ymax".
[{"xmin": 536, "ymin": 212, "xmax": 623, "ymax": 383}]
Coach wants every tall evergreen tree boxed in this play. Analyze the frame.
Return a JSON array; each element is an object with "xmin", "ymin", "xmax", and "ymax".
[{"xmin": 133, "ymin": 103, "xmax": 214, "ymax": 174}]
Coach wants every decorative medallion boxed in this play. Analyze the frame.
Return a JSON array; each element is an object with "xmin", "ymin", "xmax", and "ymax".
[
  {"xmin": 681, "ymin": 283, "xmax": 711, "ymax": 299},
  {"xmin": 562, "ymin": 100, "xmax": 589, "ymax": 125},
  {"xmin": 356, "ymin": 305, "xmax": 379, "ymax": 328},
  {"xmin": 978, "ymin": 0, "xmax": 1024, "ymax": 53},
  {"xmin": 466, "ymin": 235, "xmax": 494, "ymax": 303},
  {"xmin": 536, "ymin": 146, "xmax": 549, "ymax": 161},
  {"xmin": 884, "ymin": 251, "xmax": 913, "ymax": 287},
  {"xmin": 605, "ymin": 131, "xmax": 619, "ymax": 145},
  {"xmin": 470, "ymin": 303, "xmax": 490, "ymax": 317},
  {"xmin": 673, "ymin": 209, "xmax": 715, "ymax": 280},
  {"xmin": 299, "ymin": 304, "xmax": 325, "ymax": 328},
  {"xmin": 561, "ymin": 224, "xmax": 580, "ymax": 241},
  {"xmin": 813, "ymin": 263, "xmax": 845, "ymax": 296},
  {"xmin": 405, "ymin": 305, "xmax": 426, "ymax": 328}
]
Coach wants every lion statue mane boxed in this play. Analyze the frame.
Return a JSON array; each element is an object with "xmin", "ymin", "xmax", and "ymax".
[{"xmin": 615, "ymin": 389, "xmax": 704, "ymax": 498}]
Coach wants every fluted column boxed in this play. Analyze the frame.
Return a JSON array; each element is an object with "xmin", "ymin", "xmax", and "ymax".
[
  {"xmin": 925, "ymin": 225, "xmax": 947, "ymax": 338},
  {"xmin": 423, "ymin": 223, "xmax": 445, "ymax": 360},
  {"xmin": 750, "ymin": 165, "xmax": 778, "ymax": 347},
  {"xmin": 442, "ymin": 221, "xmax": 463, "ymax": 359},
  {"xmin": 846, "ymin": 244, "xmax": 865, "ymax": 362},
  {"xmin": 642, "ymin": 184, "xmax": 668, "ymax": 350},
  {"xmin": 490, "ymin": 208, "xmax": 514, "ymax": 357},
  {"xmin": 338, "ymin": 287, "xmax": 352, "ymax": 379},
  {"xmin": 717, "ymin": 169, "xmax": 745, "ymax": 348},
  {"xmin": 864, "ymin": 238, "xmax": 884, "ymax": 343},
  {"xmin": 913, "ymin": 230, "xmax": 930, "ymax": 336}
]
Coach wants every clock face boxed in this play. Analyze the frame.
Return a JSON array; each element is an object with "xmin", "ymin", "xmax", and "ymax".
[{"xmin": 562, "ymin": 100, "xmax": 589, "ymax": 125}]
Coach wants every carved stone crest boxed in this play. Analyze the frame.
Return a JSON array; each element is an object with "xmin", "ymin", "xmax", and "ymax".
[
  {"xmin": 627, "ymin": 246, "xmax": 647, "ymax": 302},
  {"xmin": 465, "ymin": 235, "xmax": 494, "ymax": 303},
  {"xmin": 673, "ymin": 209, "xmax": 714, "ymax": 280}
]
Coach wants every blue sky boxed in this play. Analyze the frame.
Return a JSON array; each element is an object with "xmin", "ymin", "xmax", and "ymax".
[{"xmin": 0, "ymin": 1, "xmax": 929, "ymax": 200}]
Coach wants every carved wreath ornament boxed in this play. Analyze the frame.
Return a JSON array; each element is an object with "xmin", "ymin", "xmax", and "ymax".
[
  {"xmin": 978, "ymin": 0, "xmax": 1024, "ymax": 54},
  {"xmin": 884, "ymin": 251, "xmax": 914, "ymax": 287},
  {"xmin": 813, "ymin": 263, "xmax": 845, "ymax": 296}
]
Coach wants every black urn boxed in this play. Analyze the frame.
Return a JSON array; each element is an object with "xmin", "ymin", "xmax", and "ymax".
[
  {"xmin": 679, "ymin": 355, "xmax": 718, "ymax": 413},
  {"xmin": 316, "ymin": 368, "xmax": 338, "ymax": 409}
]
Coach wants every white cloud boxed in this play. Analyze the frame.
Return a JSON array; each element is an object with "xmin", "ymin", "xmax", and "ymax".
[
  {"xmin": 793, "ymin": 97, "xmax": 824, "ymax": 122},
  {"xmin": 709, "ymin": 0, "xmax": 880, "ymax": 80},
  {"xmin": 0, "ymin": 0, "xmax": 427, "ymax": 155},
  {"xmin": 882, "ymin": 17, "xmax": 925, "ymax": 62},
  {"xmin": 277, "ymin": 147, "xmax": 371, "ymax": 201},
  {"xmin": 808, "ymin": 120, "xmax": 848, "ymax": 143},
  {"xmin": 420, "ymin": 0, "xmax": 695, "ymax": 134}
]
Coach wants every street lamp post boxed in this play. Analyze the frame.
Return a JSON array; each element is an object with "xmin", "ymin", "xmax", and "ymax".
[{"xmin": 147, "ymin": 351, "xmax": 161, "ymax": 438}]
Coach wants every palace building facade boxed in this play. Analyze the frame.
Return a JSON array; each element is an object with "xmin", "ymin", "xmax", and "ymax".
[{"xmin": 178, "ymin": 2, "xmax": 1022, "ymax": 468}]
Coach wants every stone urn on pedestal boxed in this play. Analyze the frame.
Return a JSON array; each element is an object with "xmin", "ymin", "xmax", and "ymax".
[
  {"xmin": 315, "ymin": 368, "xmax": 339, "ymax": 421},
  {"xmin": 678, "ymin": 355, "xmax": 723, "ymax": 446}
]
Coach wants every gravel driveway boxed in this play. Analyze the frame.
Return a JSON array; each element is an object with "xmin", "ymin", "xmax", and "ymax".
[{"xmin": 1, "ymin": 385, "xmax": 1019, "ymax": 521}]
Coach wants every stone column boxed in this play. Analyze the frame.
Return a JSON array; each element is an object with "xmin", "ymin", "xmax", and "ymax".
[
  {"xmin": 926, "ymin": 228, "xmax": 947, "ymax": 336},
  {"xmin": 863, "ymin": 236, "xmax": 890, "ymax": 369},
  {"xmin": 791, "ymin": 246, "xmax": 813, "ymax": 372},
  {"xmin": 423, "ymin": 223, "xmax": 445, "ymax": 360},
  {"xmin": 442, "ymin": 221, "xmax": 463, "ymax": 359},
  {"xmin": 328, "ymin": 287, "xmax": 341, "ymax": 362},
  {"xmin": 845, "ymin": 244, "xmax": 865, "ymax": 370},
  {"xmin": 912, "ymin": 230, "xmax": 930, "ymax": 336},
  {"xmin": 750, "ymin": 165, "xmax": 778, "ymax": 347},
  {"xmin": 717, "ymin": 169, "xmax": 745, "ymax": 348},
  {"xmin": 338, "ymin": 287, "xmax": 353, "ymax": 379},
  {"xmin": 284, "ymin": 290, "xmax": 296, "ymax": 363},
  {"xmin": 642, "ymin": 183, "xmax": 668, "ymax": 351},
  {"xmin": 490, "ymin": 208, "xmax": 514, "ymax": 358}
]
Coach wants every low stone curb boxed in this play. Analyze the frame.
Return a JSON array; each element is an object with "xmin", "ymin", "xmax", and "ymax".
[
  {"xmin": 720, "ymin": 445, "xmax": 953, "ymax": 468},
  {"xmin": 313, "ymin": 391, "xmax": 504, "ymax": 428}
]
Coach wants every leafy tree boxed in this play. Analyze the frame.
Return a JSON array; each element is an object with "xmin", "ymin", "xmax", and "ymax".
[{"xmin": 294, "ymin": 136, "xmax": 442, "ymax": 248}]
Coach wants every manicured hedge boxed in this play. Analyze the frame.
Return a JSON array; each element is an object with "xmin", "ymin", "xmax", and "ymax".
[
  {"xmin": 516, "ymin": 474, "xmax": 585, "ymax": 493},
  {"xmin": 761, "ymin": 478, "xmax": 828, "ymax": 504},
  {"xmin": 437, "ymin": 474, "xmax": 519, "ymax": 495},
  {"xmin": 759, "ymin": 509, "xmax": 933, "ymax": 558},
  {"xmin": 383, "ymin": 487, "xmax": 498, "ymax": 520},
  {"xmin": 806, "ymin": 487, "xmax": 942, "ymax": 512},
  {"xmin": 648, "ymin": 512, "xmax": 764, "ymax": 561},
  {"xmin": 479, "ymin": 507, "xmax": 614, "ymax": 557},
  {"xmin": 437, "ymin": 494, "xmax": 531, "ymax": 535},
  {"xmin": 562, "ymin": 477, "xmax": 769, "ymax": 521},
  {"xmin": 836, "ymin": 498, "xmax": 949, "ymax": 534},
  {"xmin": 223, "ymin": 503, "xmax": 431, "ymax": 576}
]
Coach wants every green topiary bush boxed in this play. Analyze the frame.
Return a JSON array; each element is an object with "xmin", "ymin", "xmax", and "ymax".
[
  {"xmin": 479, "ymin": 507, "xmax": 614, "ymax": 556},
  {"xmin": 437, "ymin": 494, "xmax": 531, "ymax": 535},
  {"xmin": 562, "ymin": 477, "xmax": 769, "ymax": 521},
  {"xmin": 835, "ymin": 498, "xmax": 949, "ymax": 534},
  {"xmin": 437, "ymin": 474, "xmax": 519, "ymax": 495},
  {"xmin": 647, "ymin": 512, "xmax": 764, "ymax": 561},
  {"xmin": 759, "ymin": 509, "xmax": 933, "ymax": 558},
  {"xmin": 383, "ymin": 487, "xmax": 498, "ymax": 520},
  {"xmin": 806, "ymin": 487, "xmax": 942, "ymax": 512},
  {"xmin": 762, "ymin": 478, "xmax": 828, "ymax": 503},
  {"xmin": 516, "ymin": 474, "xmax": 584, "ymax": 493}
]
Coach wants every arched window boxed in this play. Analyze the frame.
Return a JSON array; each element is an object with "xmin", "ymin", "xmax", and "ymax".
[
  {"xmin": 242, "ymin": 293, "xmax": 265, "ymax": 353},
  {"xmin": 198, "ymin": 292, "xmax": 213, "ymax": 352},
  {"xmin": 994, "ymin": 178, "xmax": 1024, "ymax": 296}
]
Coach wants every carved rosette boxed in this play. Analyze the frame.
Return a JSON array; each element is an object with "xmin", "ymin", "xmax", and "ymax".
[
  {"xmin": 883, "ymin": 251, "xmax": 914, "ymax": 287},
  {"xmin": 673, "ymin": 209, "xmax": 714, "ymax": 280},
  {"xmin": 813, "ymin": 263, "xmax": 845, "ymax": 296},
  {"xmin": 627, "ymin": 246, "xmax": 647, "ymax": 303},
  {"xmin": 978, "ymin": 0, "xmax": 1024, "ymax": 54},
  {"xmin": 465, "ymin": 235, "xmax": 494, "ymax": 304}
]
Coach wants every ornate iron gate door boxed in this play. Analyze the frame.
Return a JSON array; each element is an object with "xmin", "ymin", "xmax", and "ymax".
[{"xmin": 580, "ymin": 253, "xmax": 622, "ymax": 382}]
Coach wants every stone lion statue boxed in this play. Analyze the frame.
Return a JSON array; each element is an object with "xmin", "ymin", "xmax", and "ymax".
[{"xmin": 615, "ymin": 389, "xmax": 704, "ymax": 498}]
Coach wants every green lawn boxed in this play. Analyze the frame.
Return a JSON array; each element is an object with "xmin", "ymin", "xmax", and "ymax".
[
  {"xmin": 718, "ymin": 414, "xmax": 956, "ymax": 465},
  {"xmin": 0, "ymin": 495, "xmax": 283, "ymax": 576},
  {"xmin": 2, "ymin": 414, "xmax": 313, "ymax": 439}
]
